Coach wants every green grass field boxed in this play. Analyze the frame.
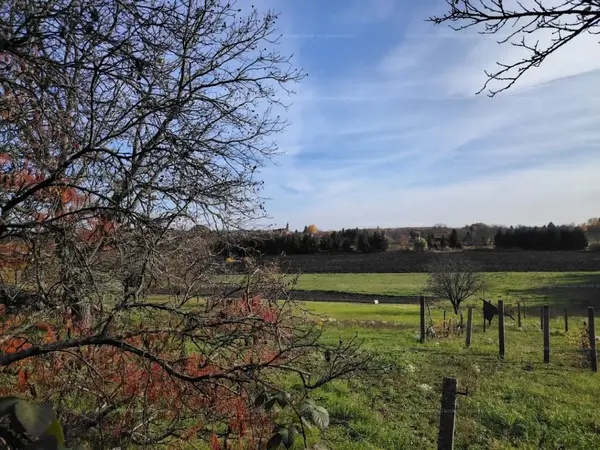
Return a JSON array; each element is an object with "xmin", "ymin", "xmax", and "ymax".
[
  {"xmin": 287, "ymin": 272, "xmax": 600, "ymax": 449},
  {"xmin": 302, "ymin": 301, "xmax": 600, "ymax": 449},
  {"xmin": 295, "ymin": 272, "xmax": 600, "ymax": 311},
  {"xmin": 149, "ymin": 271, "xmax": 600, "ymax": 448}
]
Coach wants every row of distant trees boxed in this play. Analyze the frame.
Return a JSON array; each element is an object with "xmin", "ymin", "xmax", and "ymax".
[
  {"xmin": 218, "ymin": 228, "xmax": 389, "ymax": 256},
  {"xmin": 494, "ymin": 223, "xmax": 588, "ymax": 251},
  {"xmin": 216, "ymin": 222, "xmax": 590, "ymax": 256},
  {"xmin": 405, "ymin": 222, "xmax": 590, "ymax": 252},
  {"xmin": 421, "ymin": 229, "xmax": 464, "ymax": 251}
]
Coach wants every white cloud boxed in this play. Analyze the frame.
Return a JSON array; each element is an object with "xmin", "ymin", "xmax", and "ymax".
[
  {"xmin": 256, "ymin": 0, "xmax": 600, "ymax": 229},
  {"xmin": 444, "ymin": 29, "xmax": 600, "ymax": 97},
  {"xmin": 286, "ymin": 160, "xmax": 600, "ymax": 229},
  {"xmin": 283, "ymin": 176, "xmax": 313, "ymax": 194}
]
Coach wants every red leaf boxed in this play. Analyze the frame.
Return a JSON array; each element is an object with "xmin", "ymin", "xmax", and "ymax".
[
  {"xmin": 211, "ymin": 427, "xmax": 221, "ymax": 450},
  {"xmin": 17, "ymin": 369, "xmax": 28, "ymax": 393}
]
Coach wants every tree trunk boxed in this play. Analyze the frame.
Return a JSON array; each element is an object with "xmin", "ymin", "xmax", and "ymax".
[
  {"xmin": 452, "ymin": 302, "xmax": 460, "ymax": 315},
  {"xmin": 57, "ymin": 237, "xmax": 91, "ymax": 325},
  {"xmin": 452, "ymin": 302, "xmax": 464, "ymax": 328}
]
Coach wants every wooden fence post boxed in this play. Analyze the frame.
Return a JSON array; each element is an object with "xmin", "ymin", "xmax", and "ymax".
[
  {"xmin": 517, "ymin": 302, "xmax": 521, "ymax": 328},
  {"xmin": 438, "ymin": 377, "xmax": 457, "ymax": 450},
  {"xmin": 443, "ymin": 310, "xmax": 447, "ymax": 337},
  {"xmin": 540, "ymin": 306, "xmax": 543, "ymax": 331},
  {"xmin": 498, "ymin": 300, "xmax": 505, "ymax": 359},
  {"xmin": 465, "ymin": 307, "xmax": 473, "ymax": 348},
  {"xmin": 543, "ymin": 305, "xmax": 550, "ymax": 364},
  {"xmin": 588, "ymin": 307, "xmax": 597, "ymax": 372},
  {"xmin": 420, "ymin": 295, "xmax": 426, "ymax": 343},
  {"xmin": 564, "ymin": 309, "xmax": 568, "ymax": 333}
]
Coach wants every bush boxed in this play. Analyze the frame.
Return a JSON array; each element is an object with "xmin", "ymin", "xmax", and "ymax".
[
  {"xmin": 588, "ymin": 243, "xmax": 600, "ymax": 252},
  {"xmin": 413, "ymin": 238, "xmax": 428, "ymax": 252}
]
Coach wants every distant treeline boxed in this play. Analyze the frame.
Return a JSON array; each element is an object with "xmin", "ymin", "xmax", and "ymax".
[
  {"xmin": 217, "ymin": 228, "xmax": 389, "ymax": 256},
  {"xmin": 494, "ymin": 223, "xmax": 588, "ymax": 250}
]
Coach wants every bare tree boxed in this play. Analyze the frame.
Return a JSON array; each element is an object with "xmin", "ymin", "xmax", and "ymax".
[
  {"xmin": 426, "ymin": 255, "xmax": 487, "ymax": 315},
  {"xmin": 0, "ymin": 1, "xmax": 371, "ymax": 448},
  {"xmin": 430, "ymin": 0, "xmax": 600, "ymax": 96},
  {"xmin": 0, "ymin": 0, "xmax": 308, "ymax": 320}
]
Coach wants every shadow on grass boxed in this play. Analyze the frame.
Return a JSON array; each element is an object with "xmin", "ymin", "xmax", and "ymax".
[{"xmin": 517, "ymin": 273, "xmax": 600, "ymax": 317}]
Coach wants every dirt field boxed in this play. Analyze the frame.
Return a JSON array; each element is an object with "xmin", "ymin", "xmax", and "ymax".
[{"xmin": 273, "ymin": 249, "xmax": 600, "ymax": 273}]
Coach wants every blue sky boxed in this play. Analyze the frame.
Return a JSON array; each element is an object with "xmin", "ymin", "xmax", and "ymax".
[{"xmin": 251, "ymin": 0, "xmax": 600, "ymax": 230}]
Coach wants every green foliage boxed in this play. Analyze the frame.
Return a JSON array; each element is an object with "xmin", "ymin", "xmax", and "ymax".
[
  {"xmin": 0, "ymin": 397, "xmax": 67, "ymax": 450},
  {"xmin": 427, "ymin": 233, "xmax": 435, "ymax": 250},
  {"xmin": 253, "ymin": 391, "xmax": 330, "ymax": 449},
  {"xmin": 449, "ymin": 229, "xmax": 458, "ymax": 248},
  {"xmin": 412, "ymin": 237, "xmax": 428, "ymax": 252},
  {"xmin": 357, "ymin": 234, "xmax": 371, "ymax": 253},
  {"xmin": 440, "ymin": 234, "xmax": 447, "ymax": 249},
  {"xmin": 266, "ymin": 432, "xmax": 283, "ymax": 449},
  {"xmin": 301, "ymin": 234, "xmax": 319, "ymax": 254},
  {"xmin": 319, "ymin": 233, "xmax": 332, "ymax": 252},
  {"xmin": 494, "ymin": 223, "xmax": 588, "ymax": 250},
  {"xmin": 14, "ymin": 401, "xmax": 54, "ymax": 438},
  {"xmin": 216, "ymin": 228, "xmax": 390, "ymax": 256},
  {"xmin": 269, "ymin": 424, "xmax": 300, "ymax": 449},
  {"xmin": 300, "ymin": 399, "xmax": 330, "ymax": 430}
]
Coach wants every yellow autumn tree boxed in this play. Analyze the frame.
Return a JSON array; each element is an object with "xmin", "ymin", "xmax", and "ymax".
[
  {"xmin": 583, "ymin": 218, "xmax": 600, "ymax": 231},
  {"xmin": 306, "ymin": 224, "xmax": 318, "ymax": 234}
]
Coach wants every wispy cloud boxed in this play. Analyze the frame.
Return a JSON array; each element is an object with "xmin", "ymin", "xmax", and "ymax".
[
  {"xmin": 254, "ymin": 0, "xmax": 600, "ymax": 230},
  {"xmin": 335, "ymin": 0, "xmax": 396, "ymax": 24},
  {"xmin": 285, "ymin": 159, "xmax": 600, "ymax": 228}
]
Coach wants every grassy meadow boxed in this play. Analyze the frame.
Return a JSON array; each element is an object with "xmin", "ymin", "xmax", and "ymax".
[
  {"xmin": 295, "ymin": 271, "xmax": 600, "ymax": 312},
  {"xmin": 300, "ymin": 301, "xmax": 600, "ymax": 450},
  {"xmin": 289, "ymin": 271, "xmax": 600, "ymax": 449},
  {"xmin": 149, "ymin": 271, "xmax": 600, "ymax": 448}
]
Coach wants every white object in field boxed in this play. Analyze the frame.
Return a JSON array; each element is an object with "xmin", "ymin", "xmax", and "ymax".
[{"xmin": 373, "ymin": 300, "xmax": 379, "ymax": 305}]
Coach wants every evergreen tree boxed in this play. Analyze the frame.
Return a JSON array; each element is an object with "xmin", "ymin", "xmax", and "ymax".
[
  {"xmin": 493, "ymin": 224, "xmax": 587, "ymax": 250},
  {"xmin": 341, "ymin": 237, "xmax": 353, "ymax": 252},
  {"xmin": 285, "ymin": 233, "xmax": 302, "ymax": 254},
  {"xmin": 301, "ymin": 233, "xmax": 311, "ymax": 253},
  {"xmin": 427, "ymin": 236, "xmax": 434, "ymax": 249},
  {"xmin": 368, "ymin": 230, "xmax": 389, "ymax": 252},
  {"xmin": 494, "ymin": 229, "xmax": 505, "ymax": 248},
  {"xmin": 449, "ymin": 229, "xmax": 458, "ymax": 248},
  {"xmin": 330, "ymin": 231, "xmax": 341, "ymax": 252},
  {"xmin": 320, "ymin": 233, "xmax": 332, "ymax": 252},
  {"xmin": 357, "ymin": 234, "xmax": 371, "ymax": 253}
]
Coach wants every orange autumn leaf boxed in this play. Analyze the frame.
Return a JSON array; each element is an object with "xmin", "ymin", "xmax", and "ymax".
[
  {"xmin": 210, "ymin": 427, "xmax": 220, "ymax": 450},
  {"xmin": 43, "ymin": 329, "xmax": 57, "ymax": 344},
  {"xmin": 17, "ymin": 369, "xmax": 28, "ymax": 393}
]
